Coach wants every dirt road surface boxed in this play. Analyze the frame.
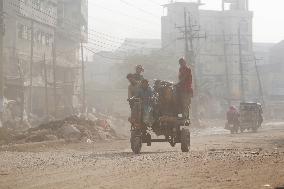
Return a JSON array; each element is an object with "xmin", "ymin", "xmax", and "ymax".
[{"xmin": 0, "ymin": 122, "xmax": 284, "ymax": 189}]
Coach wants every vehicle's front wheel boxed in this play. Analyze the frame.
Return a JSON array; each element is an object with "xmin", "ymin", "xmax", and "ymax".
[
  {"xmin": 130, "ymin": 130, "xmax": 142, "ymax": 154},
  {"xmin": 181, "ymin": 128, "xmax": 190, "ymax": 152}
]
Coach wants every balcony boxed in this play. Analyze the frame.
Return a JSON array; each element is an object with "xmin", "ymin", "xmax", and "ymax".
[{"xmin": 17, "ymin": 0, "xmax": 57, "ymax": 27}]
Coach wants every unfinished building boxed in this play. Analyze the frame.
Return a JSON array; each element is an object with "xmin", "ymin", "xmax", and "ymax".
[
  {"xmin": 2, "ymin": 0, "xmax": 88, "ymax": 120},
  {"xmin": 161, "ymin": 0, "xmax": 253, "ymax": 113}
]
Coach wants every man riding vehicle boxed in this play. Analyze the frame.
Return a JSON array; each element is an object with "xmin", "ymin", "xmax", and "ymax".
[{"xmin": 127, "ymin": 66, "xmax": 191, "ymax": 153}]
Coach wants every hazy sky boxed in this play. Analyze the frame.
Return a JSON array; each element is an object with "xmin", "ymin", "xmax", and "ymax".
[{"xmin": 89, "ymin": 0, "xmax": 284, "ymax": 44}]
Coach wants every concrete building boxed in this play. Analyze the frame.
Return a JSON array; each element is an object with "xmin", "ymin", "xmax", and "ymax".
[
  {"xmin": 161, "ymin": 0, "xmax": 253, "ymax": 108},
  {"xmin": 3, "ymin": 0, "xmax": 87, "ymax": 119}
]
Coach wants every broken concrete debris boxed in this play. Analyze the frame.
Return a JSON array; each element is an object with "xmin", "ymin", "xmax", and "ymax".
[{"xmin": 0, "ymin": 115, "xmax": 118, "ymax": 145}]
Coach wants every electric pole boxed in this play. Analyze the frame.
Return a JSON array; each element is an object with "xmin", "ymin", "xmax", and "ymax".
[
  {"xmin": 177, "ymin": 8, "xmax": 205, "ymax": 126},
  {"xmin": 187, "ymin": 11, "xmax": 200, "ymax": 126},
  {"xmin": 0, "ymin": 0, "xmax": 4, "ymax": 119},
  {"xmin": 222, "ymin": 30, "xmax": 231, "ymax": 106},
  {"xmin": 238, "ymin": 26, "xmax": 245, "ymax": 102},
  {"xmin": 183, "ymin": 8, "xmax": 190, "ymax": 62},
  {"xmin": 80, "ymin": 42, "xmax": 86, "ymax": 114},
  {"xmin": 17, "ymin": 58, "xmax": 24, "ymax": 122},
  {"xmin": 29, "ymin": 20, "xmax": 34, "ymax": 117},
  {"xmin": 52, "ymin": 42, "xmax": 57, "ymax": 118},
  {"xmin": 43, "ymin": 54, "xmax": 49, "ymax": 119},
  {"xmin": 254, "ymin": 55, "xmax": 265, "ymax": 106}
]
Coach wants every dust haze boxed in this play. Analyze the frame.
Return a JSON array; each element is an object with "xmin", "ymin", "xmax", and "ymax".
[{"xmin": 0, "ymin": 0, "xmax": 283, "ymax": 189}]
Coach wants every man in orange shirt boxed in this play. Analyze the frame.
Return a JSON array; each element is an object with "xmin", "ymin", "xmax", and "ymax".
[{"xmin": 178, "ymin": 58, "xmax": 193, "ymax": 119}]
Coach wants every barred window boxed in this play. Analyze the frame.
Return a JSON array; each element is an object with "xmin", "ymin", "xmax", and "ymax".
[{"xmin": 17, "ymin": 24, "xmax": 24, "ymax": 39}]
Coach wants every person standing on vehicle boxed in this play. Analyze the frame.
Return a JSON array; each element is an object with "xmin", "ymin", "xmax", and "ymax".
[
  {"xmin": 133, "ymin": 65, "xmax": 144, "ymax": 82},
  {"xmin": 177, "ymin": 58, "xmax": 193, "ymax": 119},
  {"xmin": 138, "ymin": 79, "xmax": 153, "ymax": 126}
]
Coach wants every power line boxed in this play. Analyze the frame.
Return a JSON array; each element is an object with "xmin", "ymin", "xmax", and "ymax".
[
  {"xmin": 119, "ymin": 0, "xmax": 161, "ymax": 17},
  {"xmin": 88, "ymin": 1, "xmax": 160, "ymax": 25},
  {"xmin": 84, "ymin": 46, "xmax": 128, "ymax": 61}
]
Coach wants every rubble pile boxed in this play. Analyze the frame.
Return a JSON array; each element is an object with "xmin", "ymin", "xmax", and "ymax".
[
  {"xmin": 0, "ymin": 116, "xmax": 118, "ymax": 144},
  {"xmin": 0, "ymin": 128, "xmax": 19, "ymax": 145}
]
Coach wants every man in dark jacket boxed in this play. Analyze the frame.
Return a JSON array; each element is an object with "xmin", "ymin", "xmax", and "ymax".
[
  {"xmin": 178, "ymin": 58, "xmax": 193, "ymax": 119},
  {"xmin": 138, "ymin": 79, "xmax": 153, "ymax": 125}
]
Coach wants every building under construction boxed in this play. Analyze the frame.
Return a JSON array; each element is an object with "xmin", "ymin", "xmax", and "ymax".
[
  {"xmin": 1, "ymin": 0, "xmax": 88, "ymax": 119},
  {"xmin": 161, "ymin": 0, "xmax": 253, "ymax": 115}
]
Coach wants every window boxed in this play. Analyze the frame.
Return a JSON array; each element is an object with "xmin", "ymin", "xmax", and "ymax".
[
  {"xmin": 17, "ymin": 24, "xmax": 24, "ymax": 39},
  {"xmin": 32, "ymin": 0, "xmax": 41, "ymax": 10},
  {"xmin": 36, "ymin": 31, "xmax": 42, "ymax": 43},
  {"xmin": 18, "ymin": 25, "xmax": 31, "ymax": 40},
  {"xmin": 27, "ymin": 26, "xmax": 32, "ymax": 41}
]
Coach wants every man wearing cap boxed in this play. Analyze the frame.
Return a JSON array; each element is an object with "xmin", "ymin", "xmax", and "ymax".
[
  {"xmin": 133, "ymin": 65, "xmax": 144, "ymax": 82},
  {"xmin": 178, "ymin": 58, "xmax": 193, "ymax": 120}
]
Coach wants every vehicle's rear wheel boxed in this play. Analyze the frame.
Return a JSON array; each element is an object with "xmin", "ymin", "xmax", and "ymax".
[
  {"xmin": 130, "ymin": 131, "xmax": 142, "ymax": 154},
  {"xmin": 181, "ymin": 128, "xmax": 190, "ymax": 152}
]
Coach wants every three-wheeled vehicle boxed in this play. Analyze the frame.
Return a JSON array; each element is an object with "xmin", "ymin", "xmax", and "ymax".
[
  {"xmin": 128, "ymin": 81, "xmax": 191, "ymax": 154},
  {"xmin": 239, "ymin": 102, "xmax": 263, "ymax": 133}
]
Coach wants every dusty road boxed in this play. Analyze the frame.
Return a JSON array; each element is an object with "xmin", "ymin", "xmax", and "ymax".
[{"xmin": 0, "ymin": 123, "xmax": 284, "ymax": 189}]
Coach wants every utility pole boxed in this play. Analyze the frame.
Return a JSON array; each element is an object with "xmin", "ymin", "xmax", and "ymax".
[
  {"xmin": 238, "ymin": 26, "xmax": 245, "ymax": 102},
  {"xmin": 52, "ymin": 42, "xmax": 57, "ymax": 118},
  {"xmin": 43, "ymin": 54, "xmax": 49, "ymax": 119},
  {"xmin": 80, "ymin": 42, "xmax": 86, "ymax": 114},
  {"xmin": 222, "ymin": 30, "xmax": 231, "ymax": 106},
  {"xmin": 187, "ymin": 11, "xmax": 200, "ymax": 126},
  {"xmin": 17, "ymin": 58, "xmax": 24, "ymax": 122},
  {"xmin": 253, "ymin": 55, "xmax": 265, "ymax": 106},
  {"xmin": 0, "ymin": 0, "xmax": 4, "ymax": 120},
  {"xmin": 29, "ymin": 20, "xmax": 34, "ymax": 117},
  {"xmin": 177, "ymin": 8, "xmax": 204, "ymax": 126},
  {"xmin": 183, "ymin": 8, "xmax": 190, "ymax": 62}
]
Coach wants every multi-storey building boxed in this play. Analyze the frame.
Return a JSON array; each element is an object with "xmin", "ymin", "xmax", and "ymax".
[
  {"xmin": 2, "ymin": 0, "xmax": 87, "ymax": 119},
  {"xmin": 161, "ymin": 0, "xmax": 253, "ymax": 109}
]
